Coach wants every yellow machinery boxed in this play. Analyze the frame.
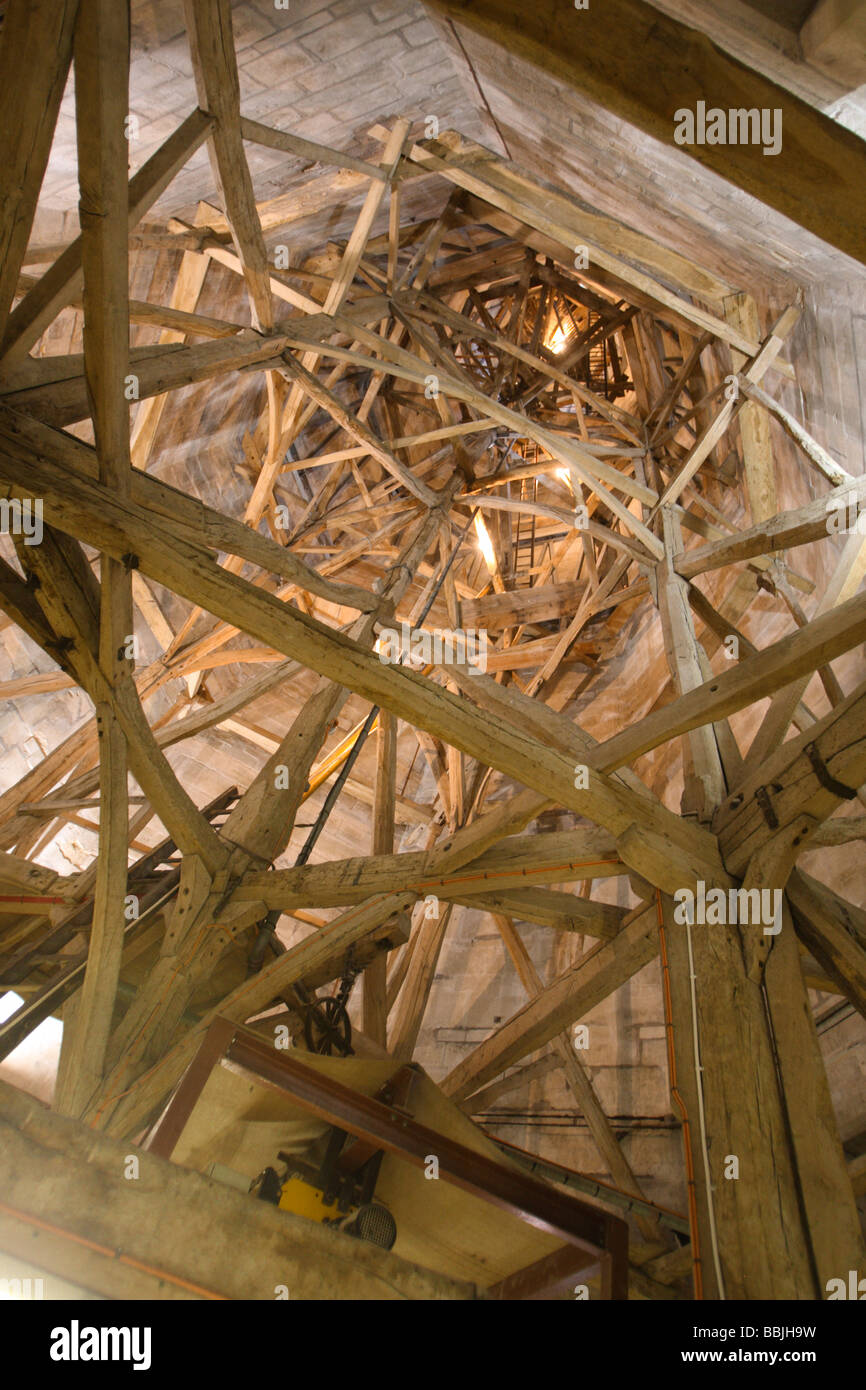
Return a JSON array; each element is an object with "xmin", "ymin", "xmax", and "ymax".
[
  {"xmin": 251, "ymin": 1141, "xmax": 398, "ymax": 1251},
  {"xmin": 278, "ymin": 1174, "xmax": 338, "ymax": 1224}
]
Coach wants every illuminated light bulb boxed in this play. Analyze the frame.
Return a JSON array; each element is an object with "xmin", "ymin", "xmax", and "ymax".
[
  {"xmin": 474, "ymin": 513, "xmax": 497, "ymax": 572},
  {"xmin": 547, "ymin": 323, "xmax": 569, "ymax": 354}
]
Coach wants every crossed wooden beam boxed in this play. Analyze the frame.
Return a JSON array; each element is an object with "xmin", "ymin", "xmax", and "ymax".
[{"xmin": 0, "ymin": 0, "xmax": 863, "ymax": 1300}]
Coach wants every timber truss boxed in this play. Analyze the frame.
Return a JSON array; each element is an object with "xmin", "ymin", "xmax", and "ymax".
[{"xmin": 0, "ymin": 0, "xmax": 864, "ymax": 1301}]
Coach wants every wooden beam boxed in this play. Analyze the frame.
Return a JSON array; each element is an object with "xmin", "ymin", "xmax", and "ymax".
[
  {"xmin": 655, "ymin": 306, "xmax": 798, "ymax": 510},
  {"xmin": 675, "ymin": 474, "xmax": 866, "ymax": 580},
  {"xmin": 441, "ymin": 901, "xmax": 659, "ymax": 1102},
  {"xmin": 1, "ymin": 108, "xmax": 213, "ymax": 362},
  {"xmin": 183, "ymin": 0, "xmax": 272, "ymax": 330},
  {"xmin": 50, "ymin": 0, "xmax": 135, "ymax": 1118},
  {"xmin": 401, "ymin": 136, "xmax": 773, "ymax": 353},
  {"xmin": 11, "ymin": 526, "xmax": 226, "ymax": 876},
  {"xmin": 745, "ymin": 528, "xmax": 866, "ymax": 767},
  {"xmin": 494, "ymin": 912, "xmax": 660, "ymax": 1238},
  {"xmin": 5, "ymin": 333, "xmax": 296, "ymax": 426},
  {"xmin": 724, "ymin": 294, "xmax": 777, "ymax": 523},
  {"xmin": 454, "ymin": 887, "xmax": 626, "ymax": 940},
  {"xmin": 88, "ymin": 892, "xmax": 415, "ymax": 1135},
  {"xmin": 277, "ymin": 350, "xmax": 441, "ymax": 507},
  {"xmin": 364, "ymin": 711, "xmax": 396, "ymax": 1046},
  {"xmin": 594, "ymin": 588, "xmax": 866, "ymax": 774},
  {"xmin": 0, "ymin": 428, "xmax": 728, "ymax": 889},
  {"xmin": 655, "ymin": 508, "xmax": 725, "ymax": 819},
  {"xmin": 788, "ymin": 870, "xmax": 866, "ymax": 1020},
  {"xmin": 736, "ymin": 375, "xmax": 852, "ymax": 490},
  {"xmin": 53, "ymin": 706, "xmax": 127, "ymax": 1117},
  {"xmin": 423, "ymin": 0, "xmax": 866, "ymax": 265},
  {"xmin": 0, "ymin": 0, "xmax": 79, "ymax": 337},
  {"xmin": 243, "ymin": 121, "xmax": 409, "ymax": 526},
  {"xmin": 801, "ymin": 0, "xmax": 866, "ymax": 89},
  {"xmin": 236, "ymin": 827, "xmax": 624, "ymax": 909},
  {"xmin": 0, "ymin": 405, "xmax": 376, "ymax": 614},
  {"xmin": 761, "ymin": 901, "xmax": 866, "ymax": 1286},
  {"xmin": 239, "ymin": 117, "xmax": 387, "ymax": 183},
  {"xmin": 716, "ymin": 681, "xmax": 866, "ymax": 875},
  {"xmin": 389, "ymin": 903, "xmax": 454, "ymax": 1061}
]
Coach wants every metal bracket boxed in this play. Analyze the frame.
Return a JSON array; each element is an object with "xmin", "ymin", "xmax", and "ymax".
[
  {"xmin": 755, "ymin": 784, "xmax": 779, "ymax": 829},
  {"xmin": 804, "ymin": 741, "xmax": 858, "ymax": 800}
]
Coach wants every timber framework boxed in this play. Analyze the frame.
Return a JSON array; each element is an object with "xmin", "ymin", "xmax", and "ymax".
[{"xmin": 0, "ymin": 0, "xmax": 864, "ymax": 1305}]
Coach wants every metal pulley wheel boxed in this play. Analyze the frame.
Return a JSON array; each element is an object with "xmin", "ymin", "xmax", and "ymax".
[{"xmin": 303, "ymin": 995, "xmax": 352, "ymax": 1056}]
